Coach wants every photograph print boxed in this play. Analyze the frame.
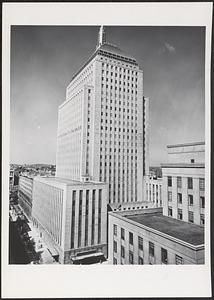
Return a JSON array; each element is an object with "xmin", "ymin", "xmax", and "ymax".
[{"xmin": 9, "ymin": 25, "xmax": 205, "ymax": 265}]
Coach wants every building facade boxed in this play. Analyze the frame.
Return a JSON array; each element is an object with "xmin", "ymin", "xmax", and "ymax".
[
  {"xmin": 9, "ymin": 168, "xmax": 15, "ymax": 189},
  {"xmin": 161, "ymin": 142, "xmax": 205, "ymax": 226},
  {"xmin": 18, "ymin": 175, "xmax": 34, "ymax": 218},
  {"xmin": 144, "ymin": 176, "xmax": 162, "ymax": 207},
  {"xmin": 32, "ymin": 176, "xmax": 108, "ymax": 264},
  {"xmin": 56, "ymin": 26, "xmax": 149, "ymax": 203},
  {"xmin": 108, "ymin": 208, "xmax": 204, "ymax": 265}
]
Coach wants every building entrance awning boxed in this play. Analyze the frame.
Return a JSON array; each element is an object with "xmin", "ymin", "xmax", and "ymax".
[{"xmin": 72, "ymin": 252, "xmax": 104, "ymax": 261}]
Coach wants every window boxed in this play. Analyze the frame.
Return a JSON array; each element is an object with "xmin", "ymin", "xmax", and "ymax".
[
  {"xmin": 199, "ymin": 178, "xmax": 205, "ymax": 191},
  {"xmin": 188, "ymin": 211, "xmax": 194, "ymax": 223},
  {"xmin": 129, "ymin": 232, "xmax": 133, "ymax": 245},
  {"xmin": 188, "ymin": 177, "xmax": 193, "ymax": 189},
  {"xmin": 175, "ymin": 255, "xmax": 183, "ymax": 265},
  {"xmin": 114, "ymin": 241, "xmax": 117, "ymax": 253},
  {"xmin": 177, "ymin": 193, "xmax": 182, "ymax": 204},
  {"xmin": 121, "ymin": 228, "xmax": 125, "ymax": 240},
  {"xmin": 178, "ymin": 208, "xmax": 183, "ymax": 220},
  {"xmin": 149, "ymin": 242, "xmax": 154, "ymax": 257},
  {"xmin": 113, "ymin": 224, "xmax": 117, "ymax": 236},
  {"xmin": 168, "ymin": 207, "xmax": 172, "ymax": 217},
  {"xmin": 188, "ymin": 195, "xmax": 193, "ymax": 206},
  {"xmin": 113, "ymin": 257, "xmax": 117, "ymax": 265},
  {"xmin": 200, "ymin": 214, "xmax": 205, "ymax": 226},
  {"xmin": 78, "ymin": 191, "xmax": 83, "ymax": 247},
  {"xmin": 200, "ymin": 196, "xmax": 205, "ymax": 208},
  {"xmin": 191, "ymin": 159, "xmax": 195, "ymax": 163},
  {"xmin": 138, "ymin": 256, "xmax": 144, "ymax": 265},
  {"xmin": 129, "ymin": 251, "xmax": 134, "ymax": 264},
  {"xmin": 168, "ymin": 191, "xmax": 172, "ymax": 202},
  {"xmin": 161, "ymin": 248, "xmax": 168, "ymax": 264},
  {"xmin": 168, "ymin": 176, "xmax": 172, "ymax": 187},
  {"xmin": 121, "ymin": 245, "xmax": 125, "ymax": 258},
  {"xmin": 138, "ymin": 236, "xmax": 143, "ymax": 251},
  {"xmin": 85, "ymin": 190, "xmax": 89, "ymax": 246},
  {"xmin": 71, "ymin": 191, "xmax": 76, "ymax": 249}
]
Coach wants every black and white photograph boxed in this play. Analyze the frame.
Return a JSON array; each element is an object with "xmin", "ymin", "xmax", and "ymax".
[{"xmin": 2, "ymin": 2, "xmax": 212, "ymax": 298}]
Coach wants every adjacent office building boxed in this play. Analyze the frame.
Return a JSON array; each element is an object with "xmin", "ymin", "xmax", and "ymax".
[
  {"xmin": 161, "ymin": 142, "xmax": 205, "ymax": 226},
  {"xmin": 56, "ymin": 26, "xmax": 149, "ymax": 204},
  {"xmin": 108, "ymin": 208, "xmax": 204, "ymax": 265},
  {"xmin": 9, "ymin": 168, "xmax": 15, "ymax": 189},
  {"xmin": 108, "ymin": 141, "xmax": 205, "ymax": 265},
  {"xmin": 18, "ymin": 175, "xmax": 34, "ymax": 218},
  {"xmin": 32, "ymin": 176, "xmax": 108, "ymax": 264}
]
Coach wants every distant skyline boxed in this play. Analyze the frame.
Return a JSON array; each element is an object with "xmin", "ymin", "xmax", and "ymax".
[{"xmin": 10, "ymin": 26, "xmax": 205, "ymax": 165}]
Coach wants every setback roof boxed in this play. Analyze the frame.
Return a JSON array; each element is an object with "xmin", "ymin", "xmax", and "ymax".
[
  {"xmin": 125, "ymin": 212, "xmax": 204, "ymax": 246},
  {"xmin": 98, "ymin": 43, "xmax": 137, "ymax": 61},
  {"xmin": 167, "ymin": 141, "xmax": 205, "ymax": 148},
  {"xmin": 70, "ymin": 42, "xmax": 138, "ymax": 82},
  {"xmin": 36, "ymin": 176, "xmax": 105, "ymax": 186},
  {"xmin": 161, "ymin": 163, "xmax": 205, "ymax": 168}
]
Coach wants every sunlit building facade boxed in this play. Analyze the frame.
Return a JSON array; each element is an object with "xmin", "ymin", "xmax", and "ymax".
[
  {"xmin": 18, "ymin": 175, "xmax": 34, "ymax": 218},
  {"xmin": 56, "ymin": 26, "xmax": 149, "ymax": 204},
  {"xmin": 108, "ymin": 208, "xmax": 204, "ymax": 265},
  {"xmin": 32, "ymin": 176, "xmax": 108, "ymax": 264},
  {"xmin": 161, "ymin": 142, "xmax": 205, "ymax": 226}
]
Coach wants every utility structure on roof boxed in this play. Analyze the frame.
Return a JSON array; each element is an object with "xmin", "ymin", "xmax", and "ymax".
[{"xmin": 97, "ymin": 25, "xmax": 106, "ymax": 48}]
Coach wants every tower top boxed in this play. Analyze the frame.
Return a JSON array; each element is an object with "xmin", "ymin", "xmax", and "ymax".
[{"xmin": 97, "ymin": 26, "xmax": 106, "ymax": 49}]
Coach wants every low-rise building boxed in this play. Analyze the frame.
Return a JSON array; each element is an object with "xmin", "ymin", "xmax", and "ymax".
[
  {"xmin": 161, "ymin": 142, "xmax": 205, "ymax": 226},
  {"xmin": 18, "ymin": 175, "xmax": 34, "ymax": 218},
  {"xmin": 32, "ymin": 176, "xmax": 108, "ymax": 264},
  {"xmin": 108, "ymin": 208, "xmax": 204, "ymax": 265}
]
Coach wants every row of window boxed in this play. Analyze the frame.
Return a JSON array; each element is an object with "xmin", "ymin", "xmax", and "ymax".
[
  {"xmin": 71, "ymin": 189, "xmax": 102, "ymax": 249},
  {"xmin": 100, "ymin": 117, "xmax": 137, "ymax": 128},
  {"xmin": 101, "ymin": 94, "xmax": 137, "ymax": 101},
  {"xmin": 100, "ymin": 149, "xmax": 137, "ymax": 156},
  {"xmin": 168, "ymin": 192, "xmax": 205, "ymax": 208},
  {"xmin": 113, "ymin": 228, "xmax": 184, "ymax": 265},
  {"xmin": 99, "ymin": 50, "xmax": 138, "ymax": 66},
  {"xmin": 100, "ymin": 110, "xmax": 137, "ymax": 120},
  {"xmin": 100, "ymin": 125, "xmax": 137, "ymax": 133},
  {"xmin": 168, "ymin": 176, "xmax": 205, "ymax": 190},
  {"xmin": 101, "ymin": 63, "xmax": 138, "ymax": 75},
  {"xmin": 101, "ymin": 83, "xmax": 138, "ymax": 94},
  {"xmin": 168, "ymin": 207, "xmax": 205, "ymax": 225},
  {"xmin": 102, "ymin": 76, "xmax": 137, "ymax": 87}
]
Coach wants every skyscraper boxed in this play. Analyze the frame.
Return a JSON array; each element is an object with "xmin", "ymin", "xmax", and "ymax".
[
  {"xmin": 31, "ymin": 26, "xmax": 149, "ymax": 264},
  {"xmin": 56, "ymin": 26, "xmax": 149, "ymax": 204}
]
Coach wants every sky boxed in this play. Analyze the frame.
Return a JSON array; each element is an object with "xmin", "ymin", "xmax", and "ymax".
[{"xmin": 10, "ymin": 26, "xmax": 205, "ymax": 166}]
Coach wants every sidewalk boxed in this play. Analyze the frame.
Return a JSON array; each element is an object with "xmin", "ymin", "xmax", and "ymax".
[{"xmin": 17, "ymin": 205, "xmax": 59, "ymax": 264}]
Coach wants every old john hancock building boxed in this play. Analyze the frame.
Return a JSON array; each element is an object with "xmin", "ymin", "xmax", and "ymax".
[{"xmin": 31, "ymin": 26, "xmax": 149, "ymax": 264}]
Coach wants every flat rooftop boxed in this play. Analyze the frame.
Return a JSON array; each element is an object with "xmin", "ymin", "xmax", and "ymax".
[
  {"xmin": 161, "ymin": 163, "xmax": 205, "ymax": 168},
  {"xmin": 167, "ymin": 141, "xmax": 205, "ymax": 148},
  {"xmin": 35, "ymin": 176, "xmax": 106, "ymax": 186},
  {"xmin": 125, "ymin": 212, "xmax": 204, "ymax": 246}
]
